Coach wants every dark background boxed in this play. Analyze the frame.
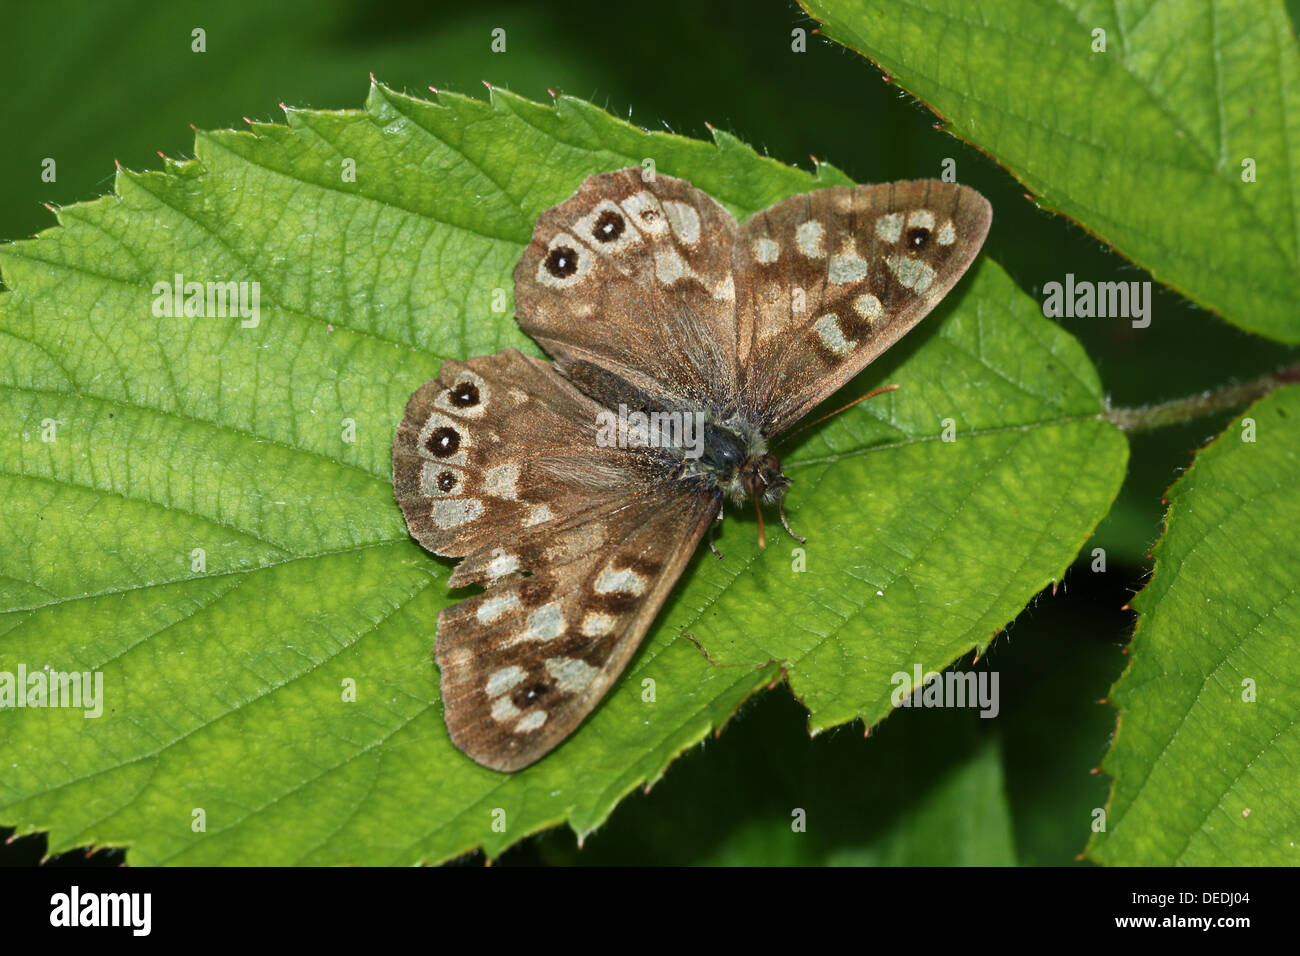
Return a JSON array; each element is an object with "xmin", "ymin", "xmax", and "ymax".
[{"xmin": 2, "ymin": 0, "xmax": 1296, "ymax": 865}]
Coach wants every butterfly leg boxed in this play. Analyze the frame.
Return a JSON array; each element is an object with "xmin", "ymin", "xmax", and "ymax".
[
  {"xmin": 778, "ymin": 500, "xmax": 806, "ymax": 545},
  {"xmin": 708, "ymin": 515, "xmax": 725, "ymax": 560}
]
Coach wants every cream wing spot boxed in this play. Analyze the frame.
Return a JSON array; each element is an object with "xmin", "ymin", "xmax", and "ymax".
[
  {"xmin": 443, "ymin": 647, "xmax": 473, "ymax": 670},
  {"xmin": 875, "ymin": 213, "xmax": 903, "ymax": 243},
  {"xmin": 885, "ymin": 255, "xmax": 937, "ymax": 293},
  {"xmin": 907, "ymin": 209, "xmax": 935, "ymax": 230},
  {"xmin": 431, "ymin": 497, "xmax": 483, "ymax": 529},
  {"xmin": 477, "ymin": 590, "xmax": 520, "ymax": 625},
  {"xmin": 655, "ymin": 248, "xmax": 692, "ymax": 284},
  {"xmin": 546, "ymin": 657, "xmax": 598, "ymax": 694},
  {"xmin": 795, "ymin": 220, "xmax": 826, "ymax": 258},
  {"xmin": 491, "ymin": 697, "xmax": 522, "ymax": 723},
  {"xmin": 581, "ymin": 612, "xmax": 616, "ymax": 637},
  {"xmin": 713, "ymin": 275, "xmax": 736, "ymax": 302},
  {"xmin": 753, "ymin": 237, "xmax": 779, "ymax": 264},
  {"xmin": 484, "ymin": 463, "xmax": 520, "ymax": 499},
  {"xmin": 853, "ymin": 294, "xmax": 884, "ymax": 325},
  {"xmin": 595, "ymin": 567, "xmax": 648, "ymax": 596},
  {"xmin": 486, "ymin": 665, "xmax": 527, "ymax": 698},
  {"xmin": 486, "ymin": 550, "xmax": 518, "ymax": 580},
  {"xmin": 514, "ymin": 711, "xmax": 548, "ymax": 733},
  {"xmin": 813, "ymin": 313, "xmax": 855, "ymax": 356},
  {"xmin": 663, "ymin": 200, "xmax": 702, "ymax": 244},
  {"xmin": 545, "ymin": 524, "xmax": 605, "ymax": 562},
  {"xmin": 522, "ymin": 602, "xmax": 565, "ymax": 642},
  {"xmin": 937, "ymin": 221, "xmax": 957, "ymax": 246},
  {"xmin": 828, "ymin": 253, "xmax": 868, "ymax": 285},
  {"xmin": 524, "ymin": 503, "xmax": 554, "ymax": 527}
]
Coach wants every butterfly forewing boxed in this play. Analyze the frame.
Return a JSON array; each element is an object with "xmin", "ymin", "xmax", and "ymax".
[
  {"xmin": 513, "ymin": 168, "xmax": 742, "ymax": 412},
  {"xmin": 734, "ymin": 179, "xmax": 992, "ymax": 434},
  {"xmin": 394, "ymin": 348, "xmax": 628, "ymax": 558}
]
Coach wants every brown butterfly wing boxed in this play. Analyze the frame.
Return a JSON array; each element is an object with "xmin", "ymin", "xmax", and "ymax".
[
  {"xmin": 394, "ymin": 174, "xmax": 992, "ymax": 771},
  {"xmin": 392, "ymin": 348, "xmax": 718, "ymax": 771},
  {"xmin": 436, "ymin": 489, "xmax": 715, "ymax": 772},
  {"xmin": 734, "ymin": 179, "xmax": 992, "ymax": 434},
  {"xmin": 513, "ymin": 167, "xmax": 741, "ymax": 412}
]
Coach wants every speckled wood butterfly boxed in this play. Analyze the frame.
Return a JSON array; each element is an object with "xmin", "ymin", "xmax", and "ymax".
[{"xmin": 393, "ymin": 168, "xmax": 991, "ymax": 771}]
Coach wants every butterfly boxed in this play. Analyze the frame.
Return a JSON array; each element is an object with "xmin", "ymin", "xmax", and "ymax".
[{"xmin": 393, "ymin": 168, "xmax": 991, "ymax": 771}]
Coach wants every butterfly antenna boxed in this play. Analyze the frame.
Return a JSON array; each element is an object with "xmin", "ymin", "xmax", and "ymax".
[
  {"xmin": 781, "ymin": 383, "xmax": 901, "ymax": 443},
  {"xmin": 754, "ymin": 495, "xmax": 767, "ymax": 550}
]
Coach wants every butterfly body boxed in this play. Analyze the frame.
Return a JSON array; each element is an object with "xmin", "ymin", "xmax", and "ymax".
[{"xmin": 394, "ymin": 168, "xmax": 991, "ymax": 771}]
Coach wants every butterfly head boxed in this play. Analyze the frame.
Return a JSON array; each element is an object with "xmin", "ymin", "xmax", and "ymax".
[{"xmin": 739, "ymin": 451, "xmax": 789, "ymax": 506}]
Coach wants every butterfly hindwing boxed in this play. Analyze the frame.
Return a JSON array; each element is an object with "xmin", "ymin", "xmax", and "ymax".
[
  {"xmin": 436, "ymin": 489, "xmax": 716, "ymax": 772},
  {"xmin": 734, "ymin": 179, "xmax": 992, "ymax": 434}
]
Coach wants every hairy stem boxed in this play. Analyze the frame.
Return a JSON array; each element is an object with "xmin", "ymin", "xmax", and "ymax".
[{"xmin": 1104, "ymin": 363, "xmax": 1300, "ymax": 434}]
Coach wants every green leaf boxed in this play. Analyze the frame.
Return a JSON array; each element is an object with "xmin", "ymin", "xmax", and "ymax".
[
  {"xmin": 533, "ymin": 686, "xmax": 1017, "ymax": 866},
  {"xmin": 0, "ymin": 83, "xmax": 1125, "ymax": 864},
  {"xmin": 800, "ymin": 0, "xmax": 1300, "ymax": 344},
  {"xmin": 1090, "ymin": 386, "xmax": 1300, "ymax": 865}
]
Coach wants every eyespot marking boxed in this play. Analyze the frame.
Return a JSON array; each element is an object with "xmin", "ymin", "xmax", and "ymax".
[
  {"xmin": 449, "ymin": 382, "xmax": 480, "ymax": 407},
  {"xmin": 592, "ymin": 208, "xmax": 625, "ymax": 243},
  {"xmin": 426, "ymin": 426, "xmax": 460, "ymax": 458},
  {"xmin": 545, "ymin": 246, "xmax": 578, "ymax": 277},
  {"xmin": 537, "ymin": 233, "xmax": 592, "ymax": 288}
]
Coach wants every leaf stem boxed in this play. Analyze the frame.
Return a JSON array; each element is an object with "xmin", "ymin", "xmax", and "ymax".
[{"xmin": 1104, "ymin": 363, "xmax": 1300, "ymax": 434}]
